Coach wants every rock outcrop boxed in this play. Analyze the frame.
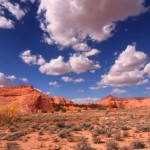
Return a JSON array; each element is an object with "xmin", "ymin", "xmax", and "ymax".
[
  {"xmin": 97, "ymin": 95, "xmax": 150, "ymax": 109},
  {"xmin": 0, "ymin": 85, "xmax": 55, "ymax": 113},
  {"xmin": 52, "ymin": 96, "xmax": 73, "ymax": 106}
]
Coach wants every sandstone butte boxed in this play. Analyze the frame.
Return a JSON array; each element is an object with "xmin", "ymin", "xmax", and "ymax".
[
  {"xmin": 97, "ymin": 94, "xmax": 150, "ymax": 109},
  {"xmin": 0, "ymin": 85, "xmax": 73, "ymax": 113}
]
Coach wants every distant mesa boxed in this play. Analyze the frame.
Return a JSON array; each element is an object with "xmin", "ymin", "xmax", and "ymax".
[
  {"xmin": 97, "ymin": 95, "xmax": 150, "ymax": 109},
  {"xmin": 0, "ymin": 85, "xmax": 150, "ymax": 113}
]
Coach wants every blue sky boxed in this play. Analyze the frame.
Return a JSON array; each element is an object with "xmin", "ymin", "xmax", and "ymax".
[{"xmin": 0, "ymin": 0, "xmax": 150, "ymax": 103}]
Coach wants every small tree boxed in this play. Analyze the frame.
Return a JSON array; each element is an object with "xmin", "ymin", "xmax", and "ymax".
[{"xmin": 0, "ymin": 102, "xmax": 19, "ymax": 124}]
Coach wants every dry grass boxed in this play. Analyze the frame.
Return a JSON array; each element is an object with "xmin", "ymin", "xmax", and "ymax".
[{"xmin": 0, "ymin": 108, "xmax": 150, "ymax": 149}]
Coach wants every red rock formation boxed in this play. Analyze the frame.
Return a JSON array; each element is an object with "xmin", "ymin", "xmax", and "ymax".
[
  {"xmin": 97, "ymin": 95, "xmax": 150, "ymax": 109},
  {"xmin": 52, "ymin": 96, "xmax": 73, "ymax": 106},
  {"xmin": 0, "ymin": 85, "xmax": 55, "ymax": 113}
]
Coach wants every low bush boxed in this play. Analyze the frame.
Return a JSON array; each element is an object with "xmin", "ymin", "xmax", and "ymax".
[
  {"xmin": 114, "ymin": 132, "xmax": 121, "ymax": 141},
  {"xmin": 5, "ymin": 131, "xmax": 27, "ymax": 141},
  {"xmin": 58, "ymin": 129, "xmax": 70, "ymax": 138},
  {"xmin": 74, "ymin": 137, "xmax": 95, "ymax": 150},
  {"xmin": 93, "ymin": 137, "xmax": 102, "ymax": 144},
  {"xmin": 129, "ymin": 139, "xmax": 145, "ymax": 149},
  {"xmin": 6, "ymin": 142, "xmax": 20, "ymax": 150},
  {"xmin": 106, "ymin": 140, "xmax": 119, "ymax": 150}
]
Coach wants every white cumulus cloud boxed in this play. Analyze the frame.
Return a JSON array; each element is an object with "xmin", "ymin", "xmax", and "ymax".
[
  {"xmin": 69, "ymin": 54, "xmax": 100, "ymax": 74},
  {"xmin": 20, "ymin": 50, "xmax": 46, "ymax": 65},
  {"xmin": 62, "ymin": 76, "xmax": 84, "ymax": 83},
  {"xmin": 144, "ymin": 63, "xmax": 150, "ymax": 77},
  {"xmin": 39, "ymin": 54, "xmax": 100, "ymax": 75},
  {"xmin": 39, "ymin": 56, "xmax": 71, "ymax": 76},
  {"xmin": 0, "ymin": 0, "xmax": 26, "ymax": 29},
  {"xmin": 0, "ymin": 16, "xmax": 14, "ymax": 29},
  {"xmin": 111, "ymin": 88, "xmax": 127, "ymax": 95},
  {"xmin": 37, "ymin": 0, "xmax": 147, "ymax": 52},
  {"xmin": 20, "ymin": 77, "xmax": 28, "ymax": 82},
  {"xmin": 99, "ymin": 45, "xmax": 148, "ymax": 87},
  {"xmin": 20, "ymin": 50, "xmax": 100, "ymax": 76},
  {"xmin": 0, "ymin": 72, "xmax": 16, "ymax": 85},
  {"xmin": 0, "ymin": 0, "xmax": 26, "ymax": 20},
  {"xmin": 49, "ymin": 81, "xmax": 60, "ymax": 88}
]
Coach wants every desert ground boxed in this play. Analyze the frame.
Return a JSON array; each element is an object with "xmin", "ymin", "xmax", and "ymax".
[{"xmin": 0, "ymin": 108, "xmax": 150, "ymax": 150}]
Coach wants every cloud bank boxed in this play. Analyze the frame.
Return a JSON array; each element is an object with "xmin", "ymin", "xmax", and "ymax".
[
  {"xmin": 20, "ymin": 50, "xmax": 100, "ymax": 75},
  {"xmin": 38, "ymin": 0, "xmax": 147, "ymax": 52}
]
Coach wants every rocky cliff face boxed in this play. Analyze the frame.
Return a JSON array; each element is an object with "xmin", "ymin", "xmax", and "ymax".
[
  {"xmin": 97, "ymin": 95, "xmax": 150, "ymax": 109},
  {"xmin": 0, "ymin": 85, "xmax": 75, "ymax": 113},
  {"xmin": 52, "ymin": 96, "xmax": 73, "ymax": 105},
  {"xmin": 0, "ymin": 85, "xmax": 55, "ymax": 113}
]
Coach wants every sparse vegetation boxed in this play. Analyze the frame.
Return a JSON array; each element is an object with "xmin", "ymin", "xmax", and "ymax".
[{"xmin": 0, "ymin": 108, "xmax": 150, "ymax": 149}]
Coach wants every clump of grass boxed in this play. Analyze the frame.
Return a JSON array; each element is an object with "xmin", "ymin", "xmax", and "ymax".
[
  {"xmin": 74, "ymin": 137, "xmax": 95, "ymax": 150},
  {"xmin": 9, "ymin": 126, "xmax": 17, "ymax": 132},
  {"xmin": 71, "ymin": 125, "xmax": 82, "ymax": 131},
  {"xmin": 67, "ymin": 136, "xmax": 75, "ymax": 142},
  {"xmin": 92, "ymin": 127, "xmax": 107, "ymax": 137},
  {"xmin": 123, "ymin": 131, "xmax": 129, "ymax": 137},
  {"xmin": 106, "ymin": 140, "xmax": 119, "ymax": 150},
  {"xmin": 129, "ymin": 139, "xmax": 145, "ymax": 149},
  {"xmin": 5, "ymin": 131, "xmax": 27, "ymax": 141},
  {"xmin": 58, "ymin": 129, "xmax": 70, "ymax": 138},
  {"xmin": 106, "ymin": 129, "xmax": 112, "ymax": 137},
  {"xmin": 56, "ymin": 122, "xmax": 66, "ymax": 128},
  {"xmin": 121, "ymin": 126, "xmax": 130, "ymax": 131},
  {"xmin": 6, "ymin": 142, "xmax": 20, "ymax": 150},
  {"xmin": 93, "ymin": 137, "xmax": 102, "ymax": 144},
  {"xmin": 31, "ymin": 124, "xmax": 41, "ymax": 130},
  {"xmin": 114, "ymin": 132, "xmax": 121, "ymax": 141}
]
